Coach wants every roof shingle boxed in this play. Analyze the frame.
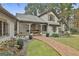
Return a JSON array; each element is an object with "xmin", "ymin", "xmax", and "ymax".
[{"xmin": 16, "ymin": 13, "xmax": 47, "ymax": 23}]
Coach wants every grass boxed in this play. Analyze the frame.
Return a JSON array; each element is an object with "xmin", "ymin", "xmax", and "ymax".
[
  {"xmin": 55, "ymin": 35, "xmax": 79, "ymax": 50},
  {"xmin": 26, "ymin": 40, "xmax": 60, "ymax": 56}
]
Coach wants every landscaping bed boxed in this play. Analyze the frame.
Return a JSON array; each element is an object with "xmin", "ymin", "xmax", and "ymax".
[
  {"xmin": 0, "ymin": 50, "xmax": 15, "ymax": 56},
  {"xmin": 27, "ymin": 40, "xmax": 60, "ymax": 56},
  {"xmin": 0, "ymin": 38, "xmax": 25, "ymax": 56}
]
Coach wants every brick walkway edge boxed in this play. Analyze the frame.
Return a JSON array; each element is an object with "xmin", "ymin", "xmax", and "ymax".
[{"xmin": 34, "ymin": 36, "xmax": 79, "ymax": 56}]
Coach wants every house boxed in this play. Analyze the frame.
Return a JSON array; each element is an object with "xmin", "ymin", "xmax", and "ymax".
[
  {"xmin": 16, "ymin": 13, "xmax": 47, "ymax": 35},
  {"xmin": 38, "ymin": 10, "xmax": 60, "ymax": 35},
  {"xmin": 16, "ymin": 10, "xmax": 60, "ymax": 36},
  {"xmin": 0, "ymin": 6, "xmax": 62, "ymax": 38},
  {"xmin": 0, "ymin": 6, "xmax": 18, "ymax": 39}
]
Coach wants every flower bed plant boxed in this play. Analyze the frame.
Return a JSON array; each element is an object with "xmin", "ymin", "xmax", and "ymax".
[
  {"xmin": 51, "ymin": 33, "xmax": 59, "ymax": 37},
  {"xmin": 0, "ymin": 38, "xmax": 20, "ymax": 55},
  {"xmin": 0, "ymin": 51, "xmax": 15, "ymax": 56}
]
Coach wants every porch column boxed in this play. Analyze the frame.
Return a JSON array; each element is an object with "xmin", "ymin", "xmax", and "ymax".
[
  {"xmin": 40, "ymin": 24, "xmax": 43, "ymax": 34},
  {"xmin": 56, "ymin": 27, "xmax": 59, "ymax": 34},
  {"xmin": 2, "ymin": 21, "xmax": 4, "ymax": 36},
  {"xmin": 29, "ymin": 24, "xmax": 31, "ymax": 34}
]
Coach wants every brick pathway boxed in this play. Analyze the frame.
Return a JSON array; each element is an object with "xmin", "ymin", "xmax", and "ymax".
[{"xmin": 33, "ymin": 36, "xmax": 79, "ymax": 56}]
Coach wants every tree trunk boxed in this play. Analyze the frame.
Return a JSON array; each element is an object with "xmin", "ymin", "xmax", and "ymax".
[{"xmin": 63, "ymin": 17, "xmax": 71, "ymax": 36}]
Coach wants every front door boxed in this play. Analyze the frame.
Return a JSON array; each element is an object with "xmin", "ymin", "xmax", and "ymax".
[{"xmin": 31, "ymin": 24, "xmax": 40, "ymax": 34}]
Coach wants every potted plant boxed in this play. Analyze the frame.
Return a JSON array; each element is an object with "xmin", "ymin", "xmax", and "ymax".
[
  {"xmin": 29, "ymin": 33, "xmax": 33, "ymax": 40},
  {"xmin": 46, "ymin": 32, "xmax": 49, "ymax": 37}
]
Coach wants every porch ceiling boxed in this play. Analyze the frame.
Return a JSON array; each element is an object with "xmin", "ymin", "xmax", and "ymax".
[
  {"xmin": 19, "ymin": 21, "xmax": 47, "ymax": 24},
  {"xmin": 48, "ymin": 22, "xmax": 60, "ymax": 26},
  {"xmin": 49, "ymin": 23, "xmax": 60, "ymax": 26}
]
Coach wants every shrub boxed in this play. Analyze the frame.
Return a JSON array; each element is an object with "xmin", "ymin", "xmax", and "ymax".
[
  {"xmin": 70, "ymin": 28, "xmax": 79, "ymax": 34},
  {"xmin": 17, "ymin": 39, "xmax": 24, "ymax": 50},
  {"xmin": 42, "ymin": 31, "xmax": 46, "ymax": 34},
  {"xmin": 52, "ymin": 33, "xmax": 59, "ymax": 37}
]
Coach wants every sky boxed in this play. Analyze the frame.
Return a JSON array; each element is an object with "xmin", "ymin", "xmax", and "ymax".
[
  {"xmin": 1, "ymin": 3, "xmax": 79, "ymax": 16},
  {"xmin": 2, "ymin": 3, "xmax": 27, "ymax": 15}
]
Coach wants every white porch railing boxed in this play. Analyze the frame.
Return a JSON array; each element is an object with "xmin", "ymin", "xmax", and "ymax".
[{"xmin": 0, "ymin": 36, "xmax": 11, "ymax": 43}]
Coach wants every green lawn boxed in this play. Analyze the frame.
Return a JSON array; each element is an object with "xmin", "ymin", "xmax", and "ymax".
[
  {"xmin": 27, "ymin": 40, "xmax": 60, "ymax": 56},
  {"xmin": 55, "ymin": 35, "xmax": 79, "ymax": 50}
]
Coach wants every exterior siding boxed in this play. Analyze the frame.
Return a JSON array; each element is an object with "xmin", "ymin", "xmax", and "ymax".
[
  {"xmin": 19, "ymin": 23, "xmax": 29, "ymax": 34},
  {"xmin": 47, "ymin": 25, "xmax": 53, "ymax": 35},
  {"xmin": 49, "ymin": 12, "xmax": 59, "ymax": 23},
  {"xmin": 40, "ymin": 12, "xmax": 59, "ymax": 23},
  {"xmin": 0, "ymin": 11, "xmax": 16, "ymax": 37},
  {"xmin": 40, "ymin": 13, "xmax": 49, "ymax": 21}
]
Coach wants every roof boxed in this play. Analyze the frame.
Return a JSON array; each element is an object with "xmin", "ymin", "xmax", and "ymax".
[
  {"xmin": 38, "ymin": 9, "xmax": 60, "ymax": 19},
  {"xmin": 0, "ymin": 5, "xmax": 18, "ymax": 21},
  {"xmin": 16, "ymin": 13, "xmax": 47, "ymax": 24}
]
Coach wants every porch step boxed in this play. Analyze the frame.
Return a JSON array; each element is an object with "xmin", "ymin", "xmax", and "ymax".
[{"xmin": 33, "ymin": 34, "xmax": 41, "ymax": 36}]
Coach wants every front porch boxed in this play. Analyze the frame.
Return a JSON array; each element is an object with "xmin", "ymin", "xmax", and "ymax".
[
  {"xmin": 31, "ymin": 23, "xmax": 47, "ymax": 35},
  {"xmin": 17, "ymin": 22, "xmax": 47, "ymax": 36}
]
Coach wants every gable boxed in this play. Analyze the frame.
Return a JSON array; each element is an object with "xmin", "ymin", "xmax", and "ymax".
[
  {"xmin": 38, "ymin": 9, "xmax": 59, "ymax": 19},
  {"xmin": 39, "ymin": 11, "xmax": 59, "ymax": 22},
  {"xmin": 48, "ymin": 12, "xmax": 59, "ymax": 21}
]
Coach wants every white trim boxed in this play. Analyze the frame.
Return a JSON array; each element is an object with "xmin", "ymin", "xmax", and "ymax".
[
  {"xmin": 29, "ymin": 24, "xmax": 31, "ymax": 34},
  {"xmin": 40, "ymin": 24, "xmax": 43, "ymax": 34},
  {"xmin": 2, "ymin": 21, "xmax": 4, "ymax": 36}
]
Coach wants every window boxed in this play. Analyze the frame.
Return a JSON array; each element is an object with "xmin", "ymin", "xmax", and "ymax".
[
  {"xmin": 53, "ymin": 26, "xmax": 56, "ymax": 32},
  {"xmin": 3, "ymin": 22, "xmax": 8, "ymax": 36},
  {"xmin": 49, "ymin": 14, "xmax": 55, "ymax": 21},
  {"xmin": 42, "ymin": 25, "xmax": 47, "ymax": 31},
  {"xmin": 0, "ymin": 21, "xmax": 2, "ymax": 36},
  {"xmin": 0, "ymin": 21, "xmax": 8, "ymax": 36}
]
